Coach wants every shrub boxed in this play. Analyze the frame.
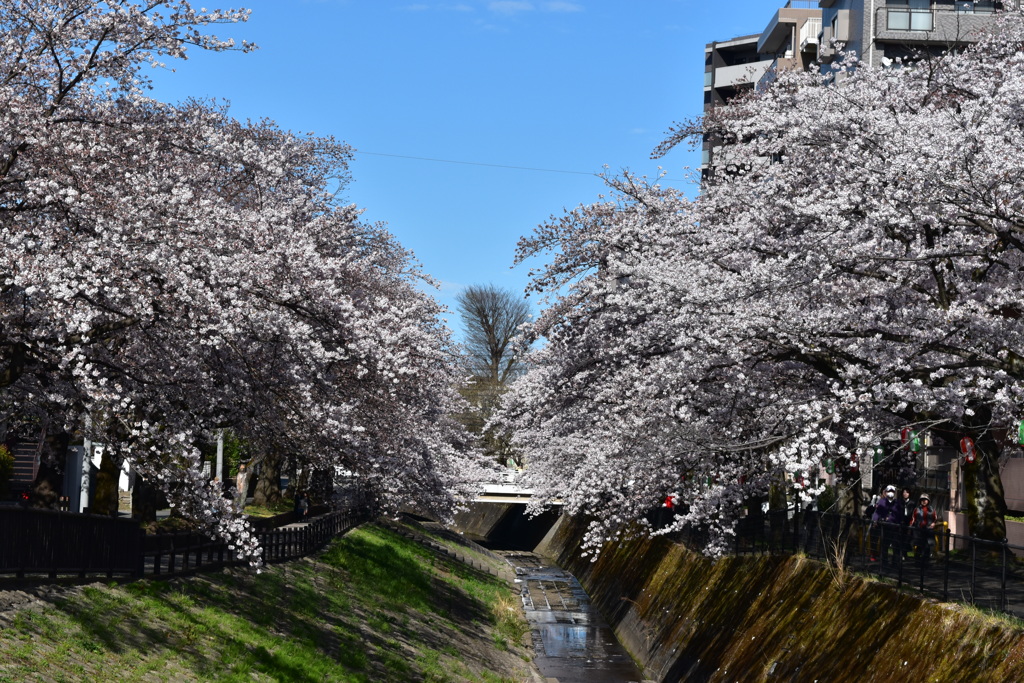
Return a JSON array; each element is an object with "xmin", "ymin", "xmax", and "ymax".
[{"xmin": 0, "ymin": 445, "xmax": 13, "ymax": 494}]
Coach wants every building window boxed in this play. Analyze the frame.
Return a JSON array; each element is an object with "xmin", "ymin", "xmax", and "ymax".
[{"xmin": 888, "ymin": 0, "xmax": 933, "ymax": 31}]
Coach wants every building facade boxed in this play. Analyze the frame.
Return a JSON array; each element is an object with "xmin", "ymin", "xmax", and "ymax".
[
  {"xmin": 702, "ymin": 0, "xmax": 1018, "ymax": 174},
  {"xmin": 702, "ymin": 1, "xmax": 822, "ymax": 174},
  {"xmin": 820, "ymin": 0, "xmax": 1014, "ymax": 69}
]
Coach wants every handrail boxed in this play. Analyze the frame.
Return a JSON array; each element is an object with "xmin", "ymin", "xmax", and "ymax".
[{"xmin": 1, "ymin": 501, "xmax": 371, "ymax": 582}]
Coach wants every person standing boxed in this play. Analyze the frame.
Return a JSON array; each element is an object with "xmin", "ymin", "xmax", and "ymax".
[
  {"xmin": 908, "ymin": 493, "xmax": 938, "ymax": 567},
  {"xmin": 235, "ymin": 462, "xmax": 250, "ymax": 512},
  {"xmin": 871, "ymin": 484, "xmax": 904, "ymax": 565},
  {"xmin": 294, "ymin": 489, "xmax": 310, "ymax": 519}
]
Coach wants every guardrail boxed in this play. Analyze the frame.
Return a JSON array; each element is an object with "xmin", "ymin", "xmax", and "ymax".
[
  {"xmin": 672, "ymin": 511, "xmax": 1024, "ymax": 618},
  {"xmin": 0, "ymin": 504, "xmax": 369, "ymax": 582}
]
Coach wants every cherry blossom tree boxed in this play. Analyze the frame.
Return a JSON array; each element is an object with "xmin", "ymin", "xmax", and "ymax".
[
  {"xmin": 0, "ymin": 1, "xmax": 480, "ymax": 564},
  {"xmin": 501, "ymin": 17, "xmax": 1024, "ymax": 554}
]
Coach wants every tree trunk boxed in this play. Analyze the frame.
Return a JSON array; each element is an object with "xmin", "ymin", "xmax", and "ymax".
[
  {"xmin": 308, "ymin": 468, "xmax": 334, "ymax": 504},
  {"xmin": 282, "ymin": 457, "xmax": 297, "ymax": 499},
  {"xmin": 961, "ymin": 404, "xmax": 1008, "ymax": 542},
  {"xmin": 132, "ymin": 475, "xmax": 164, "ymax": 522},
  {"xmin": 251, "ymin": 451, "xmax": 283, "ymax": 507},
  {"xmin": 29, "ymin": 464, "xmax": 61, "ymax": 510},
  {"xmin": 92, "ymin": 449, "xmax": 120, "ymax": 516},
  {"xmin": 964, "ymin": 436, "xmax": 1008, "ymax": 542}
]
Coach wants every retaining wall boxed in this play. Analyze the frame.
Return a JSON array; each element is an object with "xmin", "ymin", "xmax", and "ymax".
[{"xmin": 538, "ymin": 514, "xmax": 1024, "ymax": 683}]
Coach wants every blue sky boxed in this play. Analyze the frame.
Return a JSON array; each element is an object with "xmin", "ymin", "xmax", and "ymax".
[{"xmin": 147, "ymin": 0, "xmax": 777, "ymax": 336}]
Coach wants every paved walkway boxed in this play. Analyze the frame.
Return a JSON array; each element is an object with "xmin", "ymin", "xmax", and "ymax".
[{"xmin": 850, "ymin": 550, "xmax": 1024, "ymax": 618}]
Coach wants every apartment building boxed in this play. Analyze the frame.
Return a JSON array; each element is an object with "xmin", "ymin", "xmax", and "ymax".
[
  {"xmin": 702, "ymin": 0, "xmax": 1015, "ymax": 175},
  {"xmin": 701, "ymin": 0, "xmax": 1024, "ymax": 532},
  {"xmin": 820, "ymin": 0, "xmax": 1012, "ymax": 69},
  {"xmin": 702, "ymin": 1, "xmax": 822, "ymax": 173}
]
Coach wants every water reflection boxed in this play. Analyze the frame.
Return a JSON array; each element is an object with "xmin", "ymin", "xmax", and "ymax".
[{"xmin": 501, "ymin": 552, "xmax": 647, "ymax": 683}]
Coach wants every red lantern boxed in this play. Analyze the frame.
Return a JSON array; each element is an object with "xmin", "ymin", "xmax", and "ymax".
[
  {"xmin": 961, "ymin": 436, "xmax": 976, "ymax": 464},
  {"xmin": 850, "ymin": 455, "xmax": 859, "ymax": 472}
]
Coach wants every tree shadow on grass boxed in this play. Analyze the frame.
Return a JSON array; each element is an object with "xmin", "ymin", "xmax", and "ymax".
[{"xmin": 28, "ymin": 524, "xmax": 522, "ymax": 682}]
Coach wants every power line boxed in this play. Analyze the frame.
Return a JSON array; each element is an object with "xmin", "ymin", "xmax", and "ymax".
[{"xmin": 355, "ymin": 149, "xmax": 691, "ymax": 184}]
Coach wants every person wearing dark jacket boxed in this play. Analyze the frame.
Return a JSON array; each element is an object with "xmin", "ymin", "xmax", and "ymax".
[
  {"xmin": 870, "ymin": 484, "xmax": 905, "ymax": 565},
  {"xmin": 908, "ymin": 493, "xmax": 938, "ymax": 567}
]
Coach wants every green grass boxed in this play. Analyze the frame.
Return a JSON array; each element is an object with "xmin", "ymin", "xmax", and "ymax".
[
  {"xmin": 0, "ymin": 522, "xmax": 536, "ymax": 682},
  {"xmin": 243, "ymin": 498, "xmax": 296, "ymax": 518}
]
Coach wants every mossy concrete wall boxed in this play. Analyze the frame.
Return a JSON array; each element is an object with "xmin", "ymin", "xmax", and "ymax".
[
  {"xmin": 538, "ymin": 514, "xmax": 1024, "ymax": 683},
  {"xmin": 453, "ymin": 502, "xmax": 562, "ymax": 550},
  {"xmin": 452, "ymin": 502, "xmax": 516, "ymax": 541}
]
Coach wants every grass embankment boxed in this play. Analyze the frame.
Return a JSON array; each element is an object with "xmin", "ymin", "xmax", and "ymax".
[{"xmin": 0, "ymin": 522, "xmax": 534, "ymax": 682}]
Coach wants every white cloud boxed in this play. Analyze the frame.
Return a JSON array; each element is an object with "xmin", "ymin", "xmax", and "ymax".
[
  {"xmin": 543, "ymin": 1, "xmax": 583, "ymax": 11},
  {"xmin": 488, "ymin": 1, "xmax": 534, "ymax": 14},
  {"xmin": 439, "ymin": 280, "xmax": 466, "ymax": 293},
  {"xmin": 402, "ymin": 2, "xmax": 475, "ymax": 10}
]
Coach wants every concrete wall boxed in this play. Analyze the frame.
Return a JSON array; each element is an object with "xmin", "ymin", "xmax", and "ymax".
[
  {"xmin": 1003, "ymin": 458, "xmax": 1024, "ymax": 511},
  {"xmin": 452, "ymin": 502, "xmax": 562, "ymax": 551},
  {"xmin": 539, "ymin": 513, "xmax": 1024, "ymax": 682},
  {"xmin": 452, "ymin": 502, "xmax": 516, "ymax": 542}
]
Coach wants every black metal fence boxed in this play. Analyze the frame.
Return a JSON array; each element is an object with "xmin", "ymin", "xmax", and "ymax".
[
  {"xmin": 679, "ymin": 511, "xmax": 1024, "ymax": 619},
  {"xmin": 0, "ymin": 504, "xmax": 368, "ymax": 582}
]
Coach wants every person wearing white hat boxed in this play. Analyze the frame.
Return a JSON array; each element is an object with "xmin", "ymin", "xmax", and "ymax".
[{"xmin": 870, "ymin": 484, "xmax": 905, "ymax": 565}]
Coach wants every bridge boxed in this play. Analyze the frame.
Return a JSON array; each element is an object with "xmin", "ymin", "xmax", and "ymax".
[
  {"xmin": 456, "ymin": 471, "xmax": 562, "ymax": 551},
  {"xmin": 472, "ymin": 470, "xmax": 561, "ymax": 505},
  {"xmin": 473, "ymin": 482, "xmax": 537, "ymax": 504}
]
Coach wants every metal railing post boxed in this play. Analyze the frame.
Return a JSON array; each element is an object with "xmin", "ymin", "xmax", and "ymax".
[
  {"xmin": 970, "ymin": 539, "xmax": 977, "ymax": 606},
  {"xmin": 942, "ymin": 527, "xmax": 950, "ymax": 603},
  {"xmin": 1002, "ymin": 538, "xmax": 1009, "ymax": 613}
]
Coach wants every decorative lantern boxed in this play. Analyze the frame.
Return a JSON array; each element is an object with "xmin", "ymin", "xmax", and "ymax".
[
  {"xmin": 1018, "ymin": 421, "xmax": 1024, "ymax": 446},
  {"xmin": 961, "ymin": 436, "xmax": 976, "ymax": 464},
  {"xmin": 900, "ymin": 427, "xmax": 912, "ymax": 445},
  {"xmin": 825, "ymin": 458, "xmax": 835, "ymax": 474},
  {"xmin": 850, "ymin": 455, "xmax": 859, "ymax": 472},
  {"xmin": 873, "ymin": 445, "xmax": 885, "ymax": 464}
]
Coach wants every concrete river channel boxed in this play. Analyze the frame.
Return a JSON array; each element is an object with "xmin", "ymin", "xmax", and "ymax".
[{"xmin": 497, "ymin": 551, "xmax": 648, "ymax": 683}]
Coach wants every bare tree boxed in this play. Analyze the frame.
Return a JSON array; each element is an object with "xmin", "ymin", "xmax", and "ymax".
[
  {"xmin": 457, "ymin": 285, "xmax": 531, "ymax": 384},
  {"xmin": 455, "ymin": 285, "xmax": 531, "ymax": 464}
]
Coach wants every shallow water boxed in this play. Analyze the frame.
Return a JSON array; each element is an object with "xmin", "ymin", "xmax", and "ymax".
[{"xmin": 499, "ymin": 552, "xmax": 648, "ymax": 683}]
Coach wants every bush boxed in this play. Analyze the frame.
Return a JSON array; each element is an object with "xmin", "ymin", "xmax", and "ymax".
[{"xmin": 0, "ymin": 444, "xmax": 13, "ymax": 494}]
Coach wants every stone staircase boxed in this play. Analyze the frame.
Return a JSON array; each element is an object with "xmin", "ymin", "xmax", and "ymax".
[{"xmin": 7, "ymin": 440, "xmax": 39, "ymax": 490}]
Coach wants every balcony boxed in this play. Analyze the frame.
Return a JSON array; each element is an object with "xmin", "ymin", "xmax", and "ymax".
[
  {"xmin": 713, "ymin": 59, "xmax": 774, "ymax": 89},
  {"xmin": 800, "ymin": 17, "xmax": 822, "ymax": 51}
]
